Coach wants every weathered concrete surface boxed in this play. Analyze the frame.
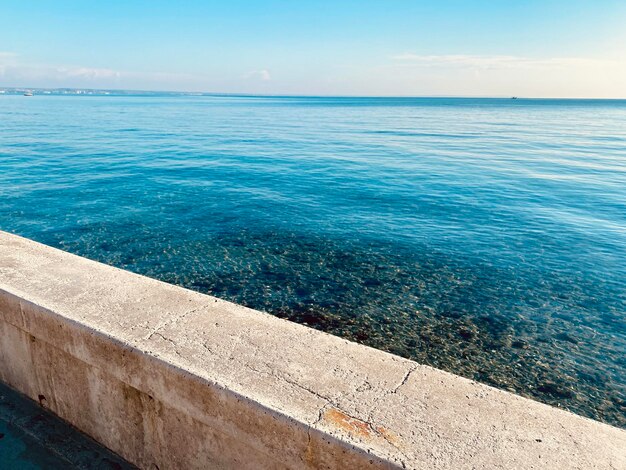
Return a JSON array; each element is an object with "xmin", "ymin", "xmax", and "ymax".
[{"xmin": 0, "ymin": 230, "xmax": 624, "ymax": 470}]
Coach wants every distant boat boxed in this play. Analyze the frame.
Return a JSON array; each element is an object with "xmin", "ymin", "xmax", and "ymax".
[
  {"xmin": 511, "ymin": 96, "xmax": 518, "ymax": 100},
  {"xmin": 24, "ymin": 92, "xmax": 33, "ymax": 96}
]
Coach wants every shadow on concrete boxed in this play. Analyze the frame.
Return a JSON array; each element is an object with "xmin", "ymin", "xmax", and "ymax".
[{"xmin": 0, "ymin": 381, "xmax": 135, "ymax": 469}]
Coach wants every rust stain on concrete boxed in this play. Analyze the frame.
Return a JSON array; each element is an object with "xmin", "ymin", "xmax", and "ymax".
[
  {"xmin": 322, "ymin": 407, "xmax": 403, "ymax": 451},
  {"xmin": 374, "ymin": 425, "xmax": 402, "ymax": 448},
  {"xmin": 323, "ymin": 407, "xmax": 373, "ymax": 439}
]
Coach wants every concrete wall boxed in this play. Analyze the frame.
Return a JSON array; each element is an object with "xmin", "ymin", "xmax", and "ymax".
[{"xmin": 0, "ymin": 230, "xmax": 624, "ymax": 470}]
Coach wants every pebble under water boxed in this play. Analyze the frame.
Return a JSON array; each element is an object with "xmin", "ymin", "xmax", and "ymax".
[{"xmin": 1, "ymin": 95, "xmax": 624, "ymax": 427}]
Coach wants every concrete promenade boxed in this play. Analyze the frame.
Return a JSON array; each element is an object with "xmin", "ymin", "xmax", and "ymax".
[{"xmin": 0, "ymin": 230, "xmax": 624, "ymax": 469}]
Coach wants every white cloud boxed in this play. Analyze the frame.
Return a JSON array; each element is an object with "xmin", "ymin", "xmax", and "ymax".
[
  {"xmin": 60, "ymin": 66, "xmax": 121, "ymax": 79},
  {"xmin": 376, "ymin": 53, "xmax": 626, "ymax": 98},
  {"xmin": 2, "ymin": 49, "xmax": 625, "ymax": 97},
  {"xmin": 0, "ymin": 55, "xmax": 208, "ymax": 90},
  {"xmin": 0, "ymin": 52, "xmax": 277, "ymax": 92},
  {"xmin": 391, "ymin": 53, "xmax": 621, "ymax": 70},
  {"xmin": 0, "ymin": 55, "xmax": 123, "ymax": 84},
  {"xmin": 245, "ymin": 69, "xmax": 271, "ymax": 81}
]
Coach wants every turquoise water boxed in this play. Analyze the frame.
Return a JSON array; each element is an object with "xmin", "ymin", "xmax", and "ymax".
[{"xmin": 1, "ymin": 95, "xmax": 624, "ymax": 427}]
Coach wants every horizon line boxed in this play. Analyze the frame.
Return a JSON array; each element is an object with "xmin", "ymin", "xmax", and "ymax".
[{"xmin": 1, "ymin": 85, "xmax": 626, "ymax": 100}]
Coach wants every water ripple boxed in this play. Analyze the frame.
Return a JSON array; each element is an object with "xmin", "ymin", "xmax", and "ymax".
[{"xmin": 1, "ymin": 95, "xmax": 625, "ymax": 427}]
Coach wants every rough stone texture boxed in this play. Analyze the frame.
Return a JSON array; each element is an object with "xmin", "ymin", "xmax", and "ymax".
[{"xmin": 0, "ymin": 230, "xmax": 624, "ymax": 470}]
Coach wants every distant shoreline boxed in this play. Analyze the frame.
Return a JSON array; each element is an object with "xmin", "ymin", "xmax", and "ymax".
[{"xmin": 1, "ymin": 87, "xmax": 626, "ymax": 100}]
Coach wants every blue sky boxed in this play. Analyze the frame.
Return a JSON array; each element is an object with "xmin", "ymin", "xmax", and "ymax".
[{"xmin": 1, "ymin": 0, "xmax": 625, "ymax": 97}]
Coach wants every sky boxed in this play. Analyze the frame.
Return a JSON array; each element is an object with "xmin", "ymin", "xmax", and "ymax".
[{"xmin": 1, "ymin": 0, "xmax": 626, "ymax": 97}]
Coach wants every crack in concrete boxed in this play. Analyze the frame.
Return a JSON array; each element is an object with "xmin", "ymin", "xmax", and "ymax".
[
  {"xmin": 358, "ymin": 363, "xmax": 417, "ymax": 460},
  {"xmin": 314, "ymin": 403, "xmax": 330, "ymax": 426},
  {"xmin": 233, "ymin": 358, "xmax": 407, "ymax": 457},
  {"xmin": 144, "ymin": 306, "xmax": 201, "ymax": 341},
  {"xmin": 201, "ymin": 341, "xmax": 216, "ymax": 355},
  {"xmin": 233, "ymin": 358, "xmax": 399, "ymax": 466},
  {"xmin": 392, "ymin": 364, "xmax": 417, "ymax": 394},
  {"xmin": 364, "ymin": 364, "xmax": 419, "ymax": 424},
  {"xmin": 236, "ymin": 360, "xmax": 340, "ymax": 409},
  {"xmin": 280, "ymin": 374, "xmax": 338, "ymax": 406},
  {"xmin": 151, "ymin": 332, "xmax": 182, "ymax": 357},
  {"xmin": 18, "ymin": 299, "xmax": 27, "ymax": 328},
  {"xmin": 302, "ymin": 403, "xmax": 332, "ymax": 465}
]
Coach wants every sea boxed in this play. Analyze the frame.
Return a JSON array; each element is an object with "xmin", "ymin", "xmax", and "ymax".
[{"xmin": 1, "ymin": 94, "xmax": 624, "ymax": 427}]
